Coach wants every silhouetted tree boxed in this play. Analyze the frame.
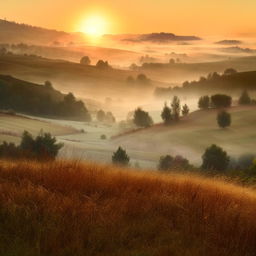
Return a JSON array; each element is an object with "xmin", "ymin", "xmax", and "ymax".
[
  {"xmin": 161, "ymin": 103, "xmax": 172, "ymax": 125},
  {"xmin": 224, "ymin": 68, "xmax": 237, "ymax": 76},
  {"xmin": 112, "ymin": 147, "xmax": 130, "ymax": 166},
  {"xmin": 80, "ymin": 56, "xmax": 91, "ymax": 65},
  {"xmin": 159, "ymin": 155, "xmax": 190, "ymax": 171},
  {"xmin": 44, "ymin": 80, "xmax": 53, "ymax": 89},
  {"xmin": 171, "ymin": 96, "xmax": 180, "ymax": 121},
  {"xmin": 217, "ymin": 111, "xmax": 231, "ymax": 128},
  {"xmin": 198, "ymin": 96, "xmax": 210, "ymax": 109},
  {"xmin": 133, "ymin": 108, "xmax": 153, "ymax": 127},
  {"xmin": 202, "ymin": 144, "xmax": 230, "ymax": 171},
  {"xmin": 136, "ymin": 74, "xmax": 150, "ymax": 85},
  {"xmin": 211, "ymin": 94, "xmax": 232, "ymax": 108},
  {"xmin": 182, "ymin": 104, "xmax": 189, "ymax": 116},
  {"xmin": 239, "ymin": 90, "xmax": 251, "ymax": 105},
  {"xmin": 96, "ymin": 60, "xmax": 110, "ymax": 69},
  {"xmin": 97, "ymin": 110, "xmax": 106, "ymax": 122}
]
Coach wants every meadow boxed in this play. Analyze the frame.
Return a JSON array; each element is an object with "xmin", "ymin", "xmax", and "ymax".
[{"xmin": 1, "ymin": 159, "xmax": 256, "ymax": 256}]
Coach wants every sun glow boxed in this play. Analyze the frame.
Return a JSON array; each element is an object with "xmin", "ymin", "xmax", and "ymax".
[{"xmin": 80, "ymin": 15, "xmax": 108, "ymax": 37}]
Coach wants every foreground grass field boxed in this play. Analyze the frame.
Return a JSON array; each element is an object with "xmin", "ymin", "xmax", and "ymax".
[{"xmin": 1, "ymin": 160, "xmax": 256, "ymax": 255}]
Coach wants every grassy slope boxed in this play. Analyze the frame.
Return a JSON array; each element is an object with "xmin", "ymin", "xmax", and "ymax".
[
  {"xmin": 113, "ymin": 105, "xmax": 256, "ymax": 165},
  {"xmin": 0, "ymin": 113, "xmax": 78, "ymax": 143},
  {"xmin": 1, "ymin": 160, "xmax": 256, "ymax": 255}
]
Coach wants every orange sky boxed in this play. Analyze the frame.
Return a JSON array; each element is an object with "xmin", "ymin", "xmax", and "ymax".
[{"xmin": 1, "ymin": 0, "xmax": 256, "ymax": 36}]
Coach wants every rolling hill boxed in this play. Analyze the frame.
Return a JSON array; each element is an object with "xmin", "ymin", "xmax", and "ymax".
[
  {"xmin": 113, "ymin": 105, "xmax": 256, "ymax": 166},
  {"xmin": 0, "ymin": 159, "xmax": 256, "ymax": 255}
]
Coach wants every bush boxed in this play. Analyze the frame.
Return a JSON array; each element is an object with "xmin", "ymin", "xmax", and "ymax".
[
  {"xmin": 0, "ymin": 131, "xmax": 63, "ymax": 161},
  {"xmin": 217, "ymin": 111, "xmax": 231, "ymax": 128},
  {"xmin": 239, "ymin": 90, "xmax": 251, "ymax": 105},
  {"xmin": 133, "ymin": 108, "xmax": 153, "ymax": 127},
  {"xmin": 202, "ymin": 144, "xmax": 230, "ymax": 172},
  {"xmin": 112, "ymin": 147, "xmax": 130, "ymax": 166},
  {"xmin": 198, "ymin": 96, "xmax": 210, "ymax": 109},
  {"xmin": 211, "ymin": 94, "xmax": 232, "ymax": 108},
  {"xmin": 100, "ymin": 134, "xmax": 107, "ymax": 140}
]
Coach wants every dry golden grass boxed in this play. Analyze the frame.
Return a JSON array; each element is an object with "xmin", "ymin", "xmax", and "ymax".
[{"xmin": 0, "ymin": 160, "xmax": 256, "ymax": 256}]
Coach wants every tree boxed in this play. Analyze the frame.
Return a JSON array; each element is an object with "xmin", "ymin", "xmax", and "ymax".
[
  {"xmin": 198, "ymin": 96, "xmax": 210, "ymax": 110},
  {"xmin": 161, "ymin": 103, "xmax": 172, "ymax": 125},
  {"xmin": 105, "ymin": 112, "xmax": 116, "ymax": 123},
  {"xmin": 202, "ymin": 144, "xmax": 230, "ymax": 171},
  {"xmin": 133, "ymin": 108, "xmax": 153, "ymax": 127},
  {"xmin": 97, "ymin": 110, "xmax": 106, "ymax": 122},
  {"xmin": 158, "ymin": 155, "xmax": 190, "ymax": 171},
  {"xmin": 182, "ymin": 104, "xmax": 189, "ymax": 116},
  {"xmin": 80, "ymin": 56, "xmax": 91, "ymax": 65},
  {"xmin": 217, "ymin": 111, "xmax": 231, "ymax": 128},
  {"xmin": 224, "ymin": 68, "xmax": 237, "ymax": 76},
  {"xmin": 239, "ymin": 90, "xmax": 251, "ymax": 105},
  {"xmin": 96, "ymin": 60, "xmax": 110, "ymax": 69},
  {"xmin": 171, "ymin": 96, "xmax": 180, "ymax": 121},
  {"xmin": 136, "ymin": 74, "xmax": 150, "ymax": 85},
  {"xmin": 112, "ymin": 147, "xmax": 130, "ymax": 166},
  {"xmin": 211, "ymin": 94, "xmax": 232, "ymax": 108},
  {"xmin": 44, "ymin": 81, "xmax": 53, "ymax": 89}
]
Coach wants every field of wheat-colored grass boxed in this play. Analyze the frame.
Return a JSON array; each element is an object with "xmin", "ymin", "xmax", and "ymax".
[{"xmin": 0, "ymin": 160, "xmax": 256, "ymax": 256}]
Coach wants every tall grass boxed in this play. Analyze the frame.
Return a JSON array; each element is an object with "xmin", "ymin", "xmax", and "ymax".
[{"xmin": 0, "ymin": 160, "xmax": 256, "ymax": 256}]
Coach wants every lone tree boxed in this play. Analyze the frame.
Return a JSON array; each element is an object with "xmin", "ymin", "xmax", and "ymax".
[
  {"xmin": 198, "ymin": 96, "xmax": 210, "ymax": 110},
  {"xmin": 97, "ymin": 110, "xmax": 106, "ymax": 122},
  {"xmin": 112, "ymin": 147, "xmax": 130, "ymax": 166},
  {"xmin": 96, "ymin": 60, "xmax": 110, "ymax": 69},
  {"xmin": 202, "ymin": 144, "xmax": 230, "ymax": 172},
  {"xmin": 224, "ymin": 68, "xmax": 237, "ymax": 76},
  {"xmin": 182, "ymin": 104, "xmax": 189, "ymax": 116},
  {"xmin": 80, "ymin": 56, "xmax": 91, "ymax": 65},
  {"xmin": 133, "ymin": 108, "xmax": 153, "ymax": 127},
  {"xmin": 239, "ymin": 90, "xmax": 251, "ymax": 105},
  {"xmin": 217, "ymin": 111, "xmax": 231, "ymax": 128},
  {"xmin": 171, "ymin": 96, "xmax": 181, "ymax": 121},
  {"xmin": 161, "ymin": 103, "xmax": 172, "ymax": 125},
  {"xmin": 211, "ymin": 94, "xmax": 232, "ymax": 108}
]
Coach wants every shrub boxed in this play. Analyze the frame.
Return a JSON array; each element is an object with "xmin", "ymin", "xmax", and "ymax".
[
  {"xmin": 202, "ymin": 144, "xmax": 230, "ymax": 172},
  {"xmin": 217, "ymin": 111, "xmax": 231, "ymax": 128},
  {"xmin": 101, "ymin": 134, "xmax": 107, "ymax": 140},
  {"xmin": 211, "ymin": 94, "xmax": 232, "ymax": 108},
  {"xmin": 112, "ymin": 147, "xmax": 130, "ymax": 166}
]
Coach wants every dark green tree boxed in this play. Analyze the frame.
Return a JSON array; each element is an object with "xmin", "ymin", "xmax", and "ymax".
[
  {"xmin": 112, "ymin": 147, "xmax": 130, "ymax": 166},
  {"xmin": 202, "ymin": 144, "xmax": 230, "ymax": 171},
  {"xmin": 161, "ymin": 103, "xmax": 172, "ymax": 125},
  {"xmin": 198, "ymin": 96, "xmax": 210, "ymax": 110},
  {"xmin": 217, "ymin": 111, "xmax": 231, "ymax": 128},
  {"xmin": 239, "ymin": 90, "xmax": 251, "ymax": 105},
  {"xmin": 133, "ymin": 108, "xmax": 153, "ymax": 127},
  {"xmin": 182, "ymin": 104, "xmax": 189, "ymax": 116},
  {"xmin": 211, "ymin": 94, "xmax": 232, "ymax": 108},
  {"xmin": 171, "ymin": 96, "xmax": 180, "ymax": 121}
]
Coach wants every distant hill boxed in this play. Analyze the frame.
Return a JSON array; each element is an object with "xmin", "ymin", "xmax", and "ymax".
[
  {"xmin": 108, "ymin": 32, "xmax": 201, "ymax": 43},
  {"xmin": 155, "ymin": 70, "xmax": 256, "ymax": 97},
  {"xmin": 0, "ymin": 75, "xmax": 91, "ymax": 120},
  {"xmin": 0, "ymin": 19, "xmax": 84, "ymax": 45},
  {"xmin": 215, "ymin": 40, "xmax": 242, "ymax": 45}
]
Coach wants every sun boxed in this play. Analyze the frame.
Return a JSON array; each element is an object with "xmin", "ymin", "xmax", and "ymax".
[{"xmin": 80, "ymin": 15, "xmax": 107, "ymax": 37}]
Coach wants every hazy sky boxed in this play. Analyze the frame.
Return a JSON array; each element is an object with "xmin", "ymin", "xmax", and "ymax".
[{"xmin": 1, "ymin": 0, "xmax": 256, "ymax": 36}]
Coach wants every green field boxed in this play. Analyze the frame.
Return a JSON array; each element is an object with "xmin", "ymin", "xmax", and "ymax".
[{"xmin": 113, "ymin": 105, "xmax": 256, "ymax": 166}]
